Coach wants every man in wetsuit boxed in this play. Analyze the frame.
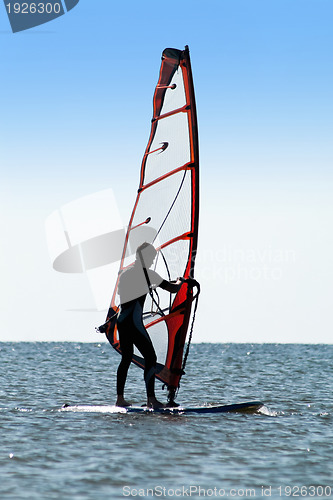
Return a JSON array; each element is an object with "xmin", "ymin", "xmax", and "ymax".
[{"xmin": 116, "ymin": 242, "xmax": 184, "ymax": 409}]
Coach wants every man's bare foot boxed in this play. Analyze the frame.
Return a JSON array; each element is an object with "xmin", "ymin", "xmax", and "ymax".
[
  {"xmin": 147, "ymin": 397, "xmax": 165, "ymax": 409},
  {"xmin": 116, "ymin": 396, "xmax": 131, "ymax": 407},
  {"xmin": 165, "ymin": 400, "xmax": 180, "ymax": 408}
]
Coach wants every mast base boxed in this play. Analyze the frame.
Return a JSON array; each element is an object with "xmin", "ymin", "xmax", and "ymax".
[{"xmin": 167, "ymin": 386, "xmax": 179, "ymax": 407}]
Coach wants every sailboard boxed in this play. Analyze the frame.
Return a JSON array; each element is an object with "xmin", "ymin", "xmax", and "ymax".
[
  {"xmin": 97, "ymin": 46, "xmax": 264, "ymax": 414},
  {"xmin": 61, "ymin": 402, "xmax": 264, "ymax": 415},
  {"xmin": 98, "ymin": 46, "xmax": 200, "ymax": 404}
]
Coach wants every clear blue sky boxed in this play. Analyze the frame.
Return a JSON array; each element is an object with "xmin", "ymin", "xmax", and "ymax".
[{"xmin": 1, "ymin": 0, "xmax": 332, "ymax": 342}]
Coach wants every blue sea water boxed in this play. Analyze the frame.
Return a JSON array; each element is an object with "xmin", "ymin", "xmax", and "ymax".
[{"xmin": 0, "ymin": 343, "xmax": 332, "ymax": 499}]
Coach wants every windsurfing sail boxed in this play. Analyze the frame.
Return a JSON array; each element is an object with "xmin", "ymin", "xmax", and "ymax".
[{"xmin": 100, "ymin": 46, "xmax": 199, "ymax": 403}]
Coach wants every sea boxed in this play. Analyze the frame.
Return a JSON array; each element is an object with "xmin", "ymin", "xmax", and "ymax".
[{"xmin": 0, "ymin": 343, "xmax": 332, "ymax": 499}]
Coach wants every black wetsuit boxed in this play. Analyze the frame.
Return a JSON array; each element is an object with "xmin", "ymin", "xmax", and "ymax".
[{"xmin": 116, "ymin": 263, "xmax": 163, "ymax": 397}]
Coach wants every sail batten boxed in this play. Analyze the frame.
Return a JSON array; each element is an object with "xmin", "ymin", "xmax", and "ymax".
[
  {"xmin": 152, "ymin": 105, "xmax": 189, "ymax": 121},
  {"xmin": 139, "ymin": 163, "xmax": 194, "ymax": 192},
  {"xmin": 102, "ymin": 46, "xmax": 199, "ymax": 401}
]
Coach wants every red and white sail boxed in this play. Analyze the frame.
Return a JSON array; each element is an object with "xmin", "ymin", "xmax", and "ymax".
[{"xmin": 102, "ymin": 46, "xmax": 199, "ymax": 400}]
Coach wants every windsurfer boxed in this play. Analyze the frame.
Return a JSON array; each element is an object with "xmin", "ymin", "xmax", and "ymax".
[{"xmin": 115, "ymin": 242, "xmax": 185, "ymax": 409}]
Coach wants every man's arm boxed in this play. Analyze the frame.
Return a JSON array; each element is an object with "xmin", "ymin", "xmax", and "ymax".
[{"xmin": 159, "ymin": 278, "xmax": 183, "ymax": 294}]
